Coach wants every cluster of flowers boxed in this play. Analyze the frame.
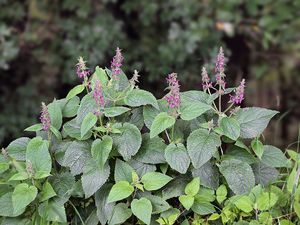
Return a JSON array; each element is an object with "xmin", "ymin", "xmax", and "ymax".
[
  {"xmin": 201, "ymin": 47, "xmax": 245, "ymax": 105},
  {"xmin": 39, "ymin": 46, "xmax": 246, "ymax": 129}
]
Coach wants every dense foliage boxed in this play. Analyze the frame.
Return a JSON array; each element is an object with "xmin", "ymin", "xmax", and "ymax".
[
  {"xmin": 0, "ymin": 48, "xmax": 299, "ymax": 224},
  {"xmin": 1, "ymin": 0, "xmax": 299, "ymax": 147}
]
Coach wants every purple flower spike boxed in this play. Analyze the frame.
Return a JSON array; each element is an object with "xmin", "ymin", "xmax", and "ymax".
[
  {"xmin": 164, "ymin": 73, "xmax": 181, "ymax": 109},
  {"xmin": 201, "ymin": 67, "xmax": 212, "ymax": 91},
  {"xmin": 230, "ymin": 79, "xmax": 246, "ymax": 104},
  {"xmin": 40, "ymin": 102, "xmax": 51, "ymax": 131},
  {"xmin": 76, "ymin": 56, "xmax": 90, "ymax": 78},
  {"xmin": 111, "ymin": 47, "xmax": 124, "ymax": 78},
  {"xmin": 215, "ymin": 47, "xmax": 225, "ymax": 74},
  {"xmin": 93, "ymin": 79, "xmax": 105, "ymax": 108}
]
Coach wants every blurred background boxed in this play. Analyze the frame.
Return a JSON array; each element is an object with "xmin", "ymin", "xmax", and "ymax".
[{"xmin": 0, "ymin": 0, "xmax": 299, "ymax": 149}]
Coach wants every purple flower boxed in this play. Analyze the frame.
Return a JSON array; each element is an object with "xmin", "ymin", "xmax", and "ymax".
[
  {"xmin": 201, "ymin": 67, "xmax": 212, "ymax": 90},
  {"xmin": 111, "ymin": 47, "xmax": 124, "ymax": 78},
  {"xmin": 76, "ymin": 56, "xmax": 90, "ymax": 78},
  {"xmin": 230, "ymin": 79, "xmax": 246, "ymax": 104},
  {"xmin": 215, "ymin": 47, "xmax": 225, "ymax": 74},
  {"xmin": 164, "ymin": 73, "xmax": 181, "ymax": 109},
  {"xmin": 40, "ymin": 102, "xmax": 51, "ymax": 131},
  {"xmin": 93, "ymin": 79, "xmax": 105, "ymax": 108}
]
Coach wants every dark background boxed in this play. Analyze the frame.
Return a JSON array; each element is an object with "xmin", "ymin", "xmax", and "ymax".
[{"xmin": 0, "ymin": 0, "xmax": 299, "ymax": 149}]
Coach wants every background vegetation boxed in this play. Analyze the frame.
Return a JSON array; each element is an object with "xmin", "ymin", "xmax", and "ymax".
[{"xmin": 0, "ymin": 0, "xmax": 299, "ymax": 148}]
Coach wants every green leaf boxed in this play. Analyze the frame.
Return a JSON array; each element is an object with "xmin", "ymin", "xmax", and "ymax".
[
  {"xmin": 191, "ymin": 201, "xmax": 215, "ymax": 215},
  {"xmin": 81, "ymin": 112, "xmax": 98, "ymax": 138},
  {"xmin": 192, "ymin": 161, "xmax": 219, "ymax": 190},
  {"xmin": 108, "ymin": 203, "xmax": 132, "ymax": 225},
  {"xmin": 48, "ymin": 99, "xmax": 63, "ymax": 130},
  {"xmin": 251, "ymin": 138, "xmax": 264, "ymax": 159},
  {"xmin": 135, "ymin": 134, "xmax": 166, "ymax": 164},
  {"xmin": 131, "ymin": 197, "xmax": 152, "ymax": 224},
  {"xmin": 38, "ymin": 199, "xmax": 67, "ymax": 222},
  {"xmin": 95, "ymin": 184, "xmax": 115, "ymax": 225},
  {"xmin": 112, "ymin": 123, "xmax": 142, "ymax": 160},
  {"xmin": 114, "ymin": 159, "xmax": 135, "ymax": 183},
  {"xmin": 185, "ymin": 177, "xmax": 200, "ymax": 196},
  {"xmin": 138, "ymin": 192, "xmax": 170, "ymax": 214},
  {"xmin": 128, "ymin": 159, "xmax": 156, "ymax": 177},
  {"xmin": 81, "ymin": 160, "xmax": 110, "ymax": 198},
  {"xmin": 179, "ymin": 195, "xmax": 194, "ymax": 210},
  {"xmin": 261, "ymin": 145, "xmax": 290, "ymax": 168},
  {"xmin": 256, "ymin": 192, "xmax": 278, "ymax": 210},
  {"xmin": 294, "ymin": 201, "xmax": 300, "ymax": 218},
  {"xmin": 279, "ymin": 220, "xmax": 295, "ymax": 225},
  {"xmin": 77, "ymin": 93, "xmax": 97, "ymax": 124},
  {"xmin": 48, "ymin": 172, "xmax": 75, "ymax": 201},
  {"xmin": 6, "ymin": 137, "xmax": 30, "ymax": 160},
  {"xmin": 9, "ymin": 171, "xmax": 29, "ymax": 181},
  {"xmin": 0, "ymin": 192, "xmax": 25, "ymax": 217},
  {"xmin": 12, "ymin": 183, "xmax": 37, "ymax": 213},
  {"xmin": 50, "ymin": 125, "xmax": 62, "ymax": 141},
  {"xmin": 233, "ymin": 196, "xmax": 253, "ymax": 213},
  {"xmin": 252, "ymin": 162, "xmax": 279, "ymax": 187},
  {"xmin": 180, "ymin": 100, "xmax": 212, "ymax": 121},
  {"xmin": 220, "ymin": 117, "xmax": 240, "ymax": 140},
  {"xmin": 150, "ymin": 112, "xmax": 175, "ymax": 138},
  {"xmin": 223, "ymin": 146, "xmax": 257, "ymax": 165},
  {"xmin": 216, "ymin": 185, "xmax": 227, "ymax": 204},
  {"xmin": 63, "ymin": 141, "xmax": 92, "ymax": 175},
  {"xmin": 125, "ymin": 89, "xmax": 159, "ymax": 109},
  {"xmin": 91, "ymin": 136, "xmax": 113, "ymax": 169},
  {"xmin": 39, "ymin": 181, "xmax": 57, "ymax": 202},
  {"xmin": 92, "ymin": 66, "xmax": 109, "ymax": 86},
  {"xmin": 165, "ymin": 143, "xmax": 190, "ymax": 174},
  {"xmin": 66, "ymin": 84, "xmax": 85, "ymax": 100},
  {"xmin": 219, "ymin": 159, "xmax": 255, "ymax": 194},
  {"xmin": 141, "ymin": 172, "xmax": 173, "ymax": 191},
  {"xmin": 104, "ymin": 107, "xmax": 130, "ymax": 117},
  {"xmin": 62, "ymin": 96, "xmax": 80, "ymax": 117},
  {"xmin": 187, "ymin": 128, "xmax": 221, "ymax": 168},
  {"xmin": 26, "ymin": 137, "xmax": 51, "ymax": 176},
  {"xmin": 234, "ymin": 107, "xmax": 278, "ymax": 139},
  {"xmin": 107, "ymin": 181, "xmax": 134, "ymax": 203},
  {"xmin": 25, "ymin": 123, "xmax": 43, "ymax": 132},
  {"xmin": 143, "ymin": 105, "xmax": 160, "ymax": 129}
]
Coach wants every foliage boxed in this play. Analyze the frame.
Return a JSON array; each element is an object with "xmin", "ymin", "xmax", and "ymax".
[{"xmin": 0, "ymin": 49, "xmax": 299, "ymax": 224}]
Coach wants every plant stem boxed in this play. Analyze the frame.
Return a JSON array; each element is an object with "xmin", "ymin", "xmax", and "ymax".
[{"xmin": 69, "ymin": 200, "xmax": 86, "ymax": 225}]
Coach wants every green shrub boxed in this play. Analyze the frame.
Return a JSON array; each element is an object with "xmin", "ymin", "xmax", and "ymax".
[{"xmin": 0, "ymin": 48, "xmax": 299, "ymax": 224}]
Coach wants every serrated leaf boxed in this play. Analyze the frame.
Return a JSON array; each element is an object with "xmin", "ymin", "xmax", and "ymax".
[
  {"xmin": 216, "ymin": 185, "xmax": 227, "ymax": 204},
  {"xmin": 114, "ymin": 159, "xmax": 135, "ymax": 183},
  {"xmin": 38, "ymin": 199, "xmax": 67, "ymax": 222},
  {"xmin": 125, "ymin": 89, "xmax": 159, "ymax": 109},
  {"xmin": 127, "ymin": 159, "xmax": 156, "ymax": 177},
  {"xmin": 261, "ymin": 145, "xmax": 290, "ymax": 168},
  {"xmin": 66, "ymin": 84, "xmax": 85, "ymax": 100},
  {"xmin": 26, "ymin": 137, "xmax": 51, "ymax": 176},
  {"xmin": 112, "ymin": 123, "xmax": 142, "ymax": 160},
  {"xmin": 191, "ymin": 201, "xmax": 215, "ymax": 215},
  {"xmin": 234, "ymin": 107, "xmax": 278, "ymax": 139},
  {"xmin": 220, "ymin": 117, "xmax": 240, "ymax": 140},
  {"xmin": 82, "ymin": 159, "xmax": 110, "ymax": 198},
  {"xmin": 150, "ymin": 112, "xmax": 175, "ymax": 138},
  {"xmin": 107, "ymin": 181, "xmax": 134, "ymax": 203},
  {"xmin": 138, "ymin": 192, "xmax": 170, "ymax": 214},
  {"xmin": 62, "ymin": 96, "xmax": 80, "ymax": 117},
  {"xmin": 24, "ymin": 123, "xmax": 43, "ymax": 132},
  {"xmin": 219, "ymin": 159, "xmax": 255, "ymax": 194},
  {"xmin": 104, "ymin": 106, "xmax": 130, "ymax": 117},
  {"xmin": 81, "ymin": 112, "xmax": 98, "ymax": 138},
  {"xmin": 0, "ymin": 192, "xmax": 25, "ymax": 217},
  {"xmin": 63, "ymin": 118, "xmax": 92, "ymax": 140},
  {"xmin": 63, "ymin": 141, "xmax": 92, "ymax": 175},
  {"xmin": 48, "ymin": 172, "xmax": 75, "ymax": 202},
  {"xmin": 131, "ymin": 197, "xmax": 152, "ymax": 224},
  {"xmin": 192, "ymin": 161, "xmax": 219, "ymax": 190},
  {"xmin": 179, "ymin": 195, "xmax": 194, "ymax": 210},
  {"xmin": 187, "ymin": 128, "xmax": 221, "ymax": 168},
  {"xmin": 141, "ymin": 172, "xmax": 173, "ymax": 191},
  {"xmin": 180, "ymin": 100, "xmax": 211, "ymax": 121},
  {"xmin": 12, "ymin": 183, "xmax": 37, "ymax": 213},
  {"xmin": 256, "ymin": 192, "xmax": 278, "ymax": 210},
  {"xmin": 48, "ymin": 100, "xmax": 63, "ymax": 130},
  {"xmin": 95, "ymin": 184, "xmax": 115, "ymax": 225},
  {"xmin": 233, "ymin": 196, "xmax": 253, "ymax": 213},
  {"xmin": 185, "ymin": 177, "xmax": 200, "ymax": 196},
  {"xmin": 251, "ymin": 138, "xmax": 264, "ymax": 159},
  {"xmin": 91, "ymin": 136, "xmax": 113, "ymax": 169},
  {"xmin": 6, "ymin": 137, "xmax": 30, "ymax": 160},
  {"xmin": 223, "ymin": 146, "xmax": 257, "ymax": 165},
  {"xmin": 108, "ymin": 203, "xmax": 132, "ymax": 225},
  {"xmin": 135, "ymin": 134, "xmax": 166, "ymax": 164},
  {"xmin": 40, "ymin": 181, "xmax": 57, "ymax": 202},
  {"xmin": 77, "ymin": 93, "xmax": 97, "ymax": 124},
  {"xmin": 165, "ymin": 143, "xmax": 190, "ymax": 174},
  {"xmin": 252, "ymin": 162, "xmax": 279, "ymax": 186}
]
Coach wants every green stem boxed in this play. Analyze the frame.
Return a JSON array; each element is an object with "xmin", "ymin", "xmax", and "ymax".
[
  {"xmin": 223, "ymin": 103, "xmax": 234, "ymax": 114},
  {"xmin": 69, "ymin": 200, "xmax": 86, "ymax": 225}
]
